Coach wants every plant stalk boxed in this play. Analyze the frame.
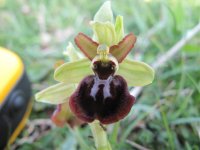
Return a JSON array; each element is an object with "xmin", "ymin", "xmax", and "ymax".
[{"xmin": 89, "ymin": 120, "xmax": 112, "ymax": 150}]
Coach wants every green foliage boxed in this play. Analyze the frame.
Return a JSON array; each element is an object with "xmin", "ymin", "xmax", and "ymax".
[{"xmin": 1, "ymin": 0, "xmax": 200, "ymax": 149}]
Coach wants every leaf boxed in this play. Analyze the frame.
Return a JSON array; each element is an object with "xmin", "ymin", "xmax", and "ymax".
[
  {"xmin": 74, "ymin": 33, "xmax": 98, "ymax": 60},
  {"xmin": 54, "ymin": 58, "xmax": 93, "ymax": 83},
  {"xmin": 90, "ymin": 21, "xmax": 117, "ymax": 46},
  {"xmin": 35, "ymin": 83, "xmax": 76, "ymax": 104},
  {"xmin": 117, "ymin": 59, "xmax": 154, "ymax": 86},
  {"xmin": 93, "ymin": 1, "xmax": 113, "ymax": 23},
  {"xmin": 110, "ymin": 33, "xmax": 137, "ymax": 63}
]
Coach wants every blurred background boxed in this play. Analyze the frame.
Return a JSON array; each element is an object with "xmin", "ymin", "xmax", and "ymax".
[{"xmin": 0, "ymin": 0, "xmax": 200, "ymax": 149}]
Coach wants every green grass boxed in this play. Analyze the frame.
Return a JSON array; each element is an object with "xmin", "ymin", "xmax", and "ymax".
[{"xmin": 1, "ymin": 0, "xmax": 200, "ymax": 149}]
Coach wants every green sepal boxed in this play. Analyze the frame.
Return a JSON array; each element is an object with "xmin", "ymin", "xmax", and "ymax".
[
  {"xmin": 63, "ymin": 42, "xmax": 80, "ymax": 61},
  {"xmin": 117, "ymin": 59, "xmax": 155, "ymax": 86},
  {"xmin": 115, "ymin": 15, "xmax": 124, "ymax": 43},
  {"xmin": 93, "ymin": 1, "xmax": 113, "ymax": 23},
  {"xmin": 54, "ymin": 58, "xmax": 93, "ymax": 83},
  {"xmin": 35, "ymin": 83, "xmax": 76, "ymax": 104},
  {"xmin": 91, "ymin": 21, "xmax": 117, "ymax": 47}
]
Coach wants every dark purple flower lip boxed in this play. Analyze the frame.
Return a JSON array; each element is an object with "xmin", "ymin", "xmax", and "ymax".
[
  {"xmin": 69, "ymin": 60, "xmax": 135, "ymax": 124},
  {"xmin": 92, "ymin": 60, "xmax": 116, "ymax": 80}
]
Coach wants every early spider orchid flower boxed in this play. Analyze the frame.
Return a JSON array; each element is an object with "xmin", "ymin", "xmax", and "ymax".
[
  {"xmin": 68, "ymin": 33, "xmax": 138, "ymax": 124},
  {"xmin": 35, "ymin": 1, "xmax": 154, "ymax": 126},
  {"xmin": 35, "ymin": 33, "xmax": 154, "ymax": 125}
]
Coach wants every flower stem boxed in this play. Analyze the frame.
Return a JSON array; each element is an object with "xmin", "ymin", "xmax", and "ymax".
[{"xmin": 89, "ymin": 120, "xmax": 112, "ymax": 150}]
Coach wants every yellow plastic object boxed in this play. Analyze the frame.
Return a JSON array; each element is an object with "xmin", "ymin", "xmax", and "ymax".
[
  {"xmin": 0, "ymin": 47, "xmax": 24, "ymax": 104},
  {"xmin": 0, "ymin": 47, "xmax": 32, "ymax": 148},
  {"xmin": 9, "ymin": 101, "xmax": 33, "ymax": 144}
]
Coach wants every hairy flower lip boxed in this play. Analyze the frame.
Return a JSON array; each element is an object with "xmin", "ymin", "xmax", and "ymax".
[
  {"xmin": 92, "ymin": 60, "xmax": 116, "ymax": 80},
  {"xmin": 69, "ymin": 75, "xmax": 135, "ymax": 124}
]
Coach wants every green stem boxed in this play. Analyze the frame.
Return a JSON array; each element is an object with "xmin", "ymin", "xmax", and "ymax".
[{"xmin": 89, "ymin": 120, "xmax": 112, "ymax": 150}]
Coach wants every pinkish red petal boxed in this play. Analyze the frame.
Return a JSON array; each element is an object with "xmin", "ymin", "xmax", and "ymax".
[
  {"xmin": 74, "ymin": 33, "xmax": 99, "ymax": 60},
  {"xmin": 110, "ymin": 33, "xmax": 137, "ymax": 63}
]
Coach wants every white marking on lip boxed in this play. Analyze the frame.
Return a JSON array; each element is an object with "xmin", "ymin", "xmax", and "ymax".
[{"xmin": 90, "ymin": 76, "xmax": 113, "ymax": 100}]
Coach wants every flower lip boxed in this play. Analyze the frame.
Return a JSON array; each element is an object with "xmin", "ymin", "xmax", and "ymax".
[
  {"xmin": 91, "ymin": 54, "xmax": 118, "ymax": 80},
  {"xmin": 92, "ymin": 60, "xmax": 116, "ymax": 80},
  {"xmin": 69, "ymin": 75, "xmax": 135, "ymax": 124}
]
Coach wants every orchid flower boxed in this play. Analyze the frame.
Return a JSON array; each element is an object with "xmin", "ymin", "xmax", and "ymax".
[{"xmin": 35, "ymin": 2, "xmax": 154, "ymax": 149}]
